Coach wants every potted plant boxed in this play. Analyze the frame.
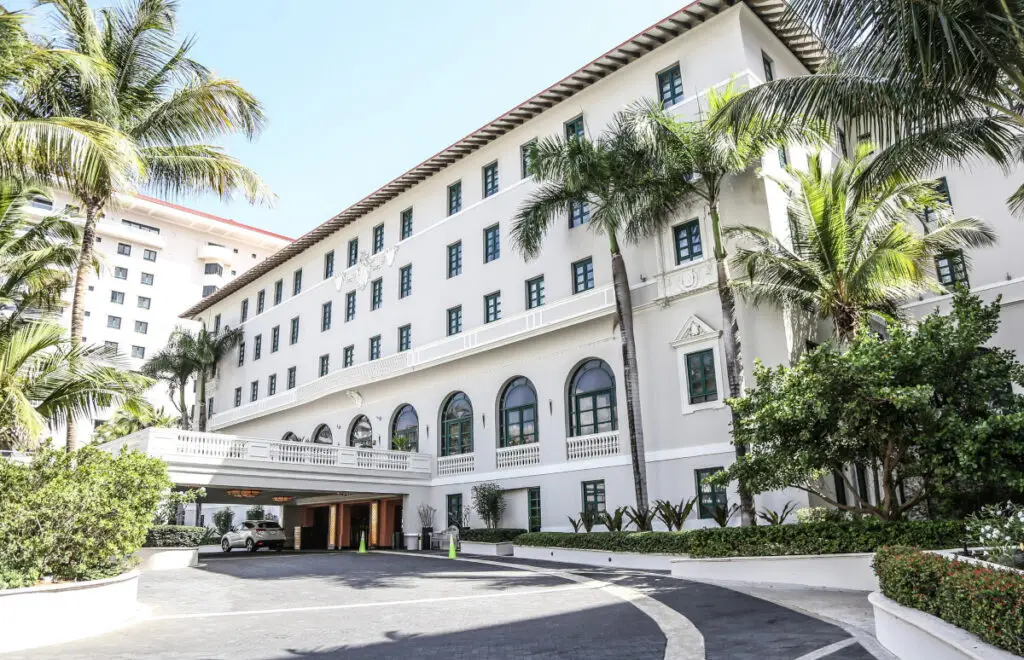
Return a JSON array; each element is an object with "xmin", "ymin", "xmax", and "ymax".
[{"xmin": 417, "ymin": 503, "xmax": 436, "ymax": 551}]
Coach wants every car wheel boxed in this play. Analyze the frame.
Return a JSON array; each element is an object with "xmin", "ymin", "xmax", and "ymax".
[
  {"xmin": 275, "ymin": 544, "xmax": 283, "ymax": 552},
  {"xmin": 221, "ymin": 538, "xmax": 231, "ymax": 553},
  {"xmin": 246, "ymin": 539, "xmax": 256, "ymax": 552}
]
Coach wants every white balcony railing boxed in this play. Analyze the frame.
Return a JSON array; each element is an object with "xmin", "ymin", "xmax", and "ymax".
[
  {"xmin": 437, "ymin": 453, "xmax": 474, "ymax": 477},
  {"xmin": 496, "ymin": 443, "xmax": 540, "ymax": 470},
  {"xmin": 566, "ymin": 431, "xmax": 621, "ymax": 461}
]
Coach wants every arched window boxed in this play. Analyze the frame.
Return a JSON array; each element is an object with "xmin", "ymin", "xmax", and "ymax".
[
  {"xmin": 312, "ymin": 424, "xmax": 333, "ymax": 445},
  {"xmin": 440, "ymin": 392, "xmax": 473, "ymax": 456},
  {"xmin": 568, "ymin": 359, "xmax": 617, "ymax": 436},
  {"xmin": 348, "ymin": 415, "xmax": 372, "ymax": 448},
  {"xmin": 391, "ymin": 404, "xmax": 419, "ymax": 451},
  {"xmin": 282, "ymin": 431, "xmax": 300, "ymax": 442},
  {"xmin": 499, "ymin": 377, "xmax": 538, "ymax": 447}
]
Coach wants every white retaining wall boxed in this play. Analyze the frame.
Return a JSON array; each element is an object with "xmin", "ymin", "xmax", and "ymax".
[
  {"xmin": 513, "ymin": 545, "xmax": 678, "ymax": 570},
  {"xmin": 670, "ymin": 552, "xmax": 879, "ymax": 591},
  {"xmin": 133, "ymin": 547, "xmax": 199, "ymax": 571},
  {"xmin": 460, "ymin": 541, "xmax": 514, "ymax": 556}
]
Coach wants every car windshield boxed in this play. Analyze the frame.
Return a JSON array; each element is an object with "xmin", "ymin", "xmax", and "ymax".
[{"xmin": 259, "ymin": 522, "xmax": 281, "ymax": 529}]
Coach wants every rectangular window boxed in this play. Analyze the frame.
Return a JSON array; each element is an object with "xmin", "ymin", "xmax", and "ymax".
[
  {"xmin": 483, "ymin": 161, "xmax": 499, "ymax": 197},
  {"xmin": 204, "ymin": 263, "xmax": 223, "ymax": 276},
  {"xmin": 274, "ymin": 279, "xmax": 283, "ymax": 304},
  {"xmin": 240, "ymin": 299, "xmax": 249, "ymax": 322},
  {"xmin": 686, "ymin": 349, "xmax": 718, "ymax": 404},
  {"xmin": 114, "ymin": 266, "xmax": 128, "ymax": 280},
  {"xmin": 565, "ymin": 114, "xmax": 585, "ymax": 140},
  {"xmin": 581, "ymin": 480, "xmax": 606, "ymax": 517},
  {"xmin": 107, "ymin": 315, "xmax": 121, "ymax": 329},
  {"xmin": 526, "ymin": 276, "xmax": 545, "ymax": 309},
  {"xmin": 572, "ymin": 258, "xmax": 594, "ymax": 294},
  {"xmin": 657, "ymin": 64, "xmax": 684, "ymax": 106},
  {"xmin": 253, "ymin": 334, "xmax": 262, "ymax": 360},
  {"xmin": 110, "ymin": 291, "xmax": 124, "ymax": 304},
  {"xmin": 319, "ymin": 353, "xmax": 329, "ymax": 377},
  {"xmin": 287, "ymin": 366, "xmax": 296, "ymax": 390},
  {"xmin": 399, "ymin": 264, "xmax": 412, "ymax": 298},
  {"xmin": 527, "ymin": 487, "xmax": 542, "ymax": 533},
  {"xmin": 234, "ymin": 387, "xmax": 242, "ymax": 408},
  {"xmin": 484, "ymin": 291, "xmax": 501, "ymax": 324},
  {"xmin": 293, "ymin": 268, "xmax": 303, "ymax": 295},
  {"xmin": 373, "ymin": 224, "xmax": 384, "ymax": 254},
  {"xmin": 923, "ymin": 176, "xmax": 953, "ymax": 224},
  {"xmin": 369, "ymin": 335, "xmax": 381, "ymax": 361},
  {"xmin": 268, "ymin": 374, "xmax": 277, "ymax": 396},
  {"xmin": 398, "ymin": 324, "xmax": 411, "ymax": 352},
  {"xmin": 257, "ymin": 289, "xmax": 265, "ymax": 314},
  {"xmin": 448, "ymin": 181, "xmax": 462, "ymax": 216},
  {"xmin": 371, "ymin": 279, "xmax": 383, "ymax": 310},
  {"xmin": 104, "ymin": 341, "xmax": 118, "ymax": 352},
  {"xmin": 250, "ymin": 380, "xmax": 259, "ymax": 402},
  {"xmin": 117, "ymin": 242, "xmax": 131, "ymax": 256},
  {"xmin": 447, "ymin": 493, "xmax": 462, "ymax": 528},
  {"xmin": 348, "ymin": 238, "xmax": 359, "ymax": 267},
  {"xmin": 237, "ymin": 341, "xmax": 245, "ymax": 367},
  {"xmin": 674, "ymin": 219, "xmax": 704, "ymax": 264},
  {"xmin": 271, "ymin": 326, "xmax": 280, "ymax": 352},
  {"xmin": 400, "ymin": 208, "xmax": 413, "ymax": 240},
  {"xmin": 935, "ymin": 251, "xmax": 969, "ymax": 288},
  {"xmin": 762, "ymin": 51, "xmax": 775, "ymax": 82},
  {"xmin": 131, "ymin": 345, "xmax": 145, "ymax": 359},
  {"xmin": 837, "ymin": 127, "xmax": 848, "ymax": 158},
  {"xmin": 696, "ymin": 467, "xmax": 728, "ymax": 519},
  {"xmin": 137, "ymin": 295, "xmax": 150, "ymax": 309},
  {"xmin": 321, "ymin": 301, "xmax": 332, "ymax": 331},
  {"xmin": 207, "ymin": 397, "xmax": 214, "ymax": 418},
  {"xmin": 345, "ymin": 290, "xmax": 356, "ymax": 321},
  {"xmin": 447, "ymin": 242, "xmax": 462, "ymax": 278},
  {"xmin": 290, "ymin": 316, "xmax": 300, "ymax": 345},
  {"xmin": 213, "ymin": 314, "xmax": 221, "ymax": 334},
  {"xmin": 447, "ymin": 305, "xmax": 462, "ymax": 336},
  {"xmin": 569, "ymin": 201, "xmax": 590, "ymax": 228},
  {"xmin": 484, "ymin": 224, "xmax": 500, "ymax": 263},
  {"xmin": 122, "ymin": 219, "xmax": 159, "ymax": 234},
  {"xmin": 134, "ymin": 320, "xmax": 148, "ymax": 334},
  {"xmin": 778, "ymin": 147, "xmax": 789, "ymax": 168},
  {"xmin": 324, "ymin": 250, "xmax": 335, "ymax": 279},
  {"xmin": 143, "ymin": 249, "xmax": 157, "ymax": 262},
  {"xmin": 202, "ymin": 285, "xmax": 217, "ymax": 297},
  {"xmin": 343, "ymin": 345, "xmax": 354, "ymax": 368},
  {"xmin": 520, "ymin": 140, "xmax": 536, "ymax": 179}
]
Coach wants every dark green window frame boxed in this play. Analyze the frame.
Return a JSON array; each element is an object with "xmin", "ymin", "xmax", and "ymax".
[
  {"xmin": 572, "ymin": 257, "xmax": 594, "ymax": 294},
  {"xmin": 345, "ymin": 290, "xmax": 356, "ymax": 321},
  {"xmin": 240, "ymin": 299, "xmax": 249, "ymax": 322},
  {"xmin": 520, "ymin": 140, "xmax": 536, "ymax": 179},
  {"xmin": 440, "ymin": 392, "xmax": 473, "ymax": 456},
  {"xmin": 369, "ymin": 335, "xmax": 381, "ymax": 361},
  {"xmin": 762, "ymin": 51, "xmax": 775, "ymax": 82},
  {"xmin": 581, "ymin": 480, "xmax": 606, "ymax": 517},
  {"xmin": 253, "ymin": 334, "xmax": 262, "ymax": 360},
  {"xmin": 657, "ymin": 64, "xmax": 684, "ymax": 106},
  {"xmin": 448, "ymin": 181, "xmax": 462, "ymax": 216},
  {"xmin": 526, "ymin": 276, "xmax": 545, "ymax": 309},
  {"xmin": 447, "ymin": 242, "xmax": 462, "ymax": 278},
  {"xmin": 257, "ymin": 289, "xmax": 265, "ymax": 313},
  {"xmin": 237, "ymin": 341, "xmax": 244, "ymax": 367},
  {"xmin": 569, "ymin": 359, "xmax": 617, "ymax": 436},
  {"xmin": 321, "ymin": 301, "xmax": 332, "ymax": 331},
  {"xmin": 400, "ymin": 208, "xmax": 413, "ymax": 240},
  {"xmin": 287, "ymin": 366, "xmax": 296, "ymax": 390},
  {"xmin": 398, "ymin": 324, "xmax": 411, "ymax": 352},
  {"xmin": 447, "ymin": 493, "xmax": 463, "ymax": 528},
  {"xmin": 686, "ymin": 349, "xmax": 718, "ymax": 404},
  {"xmin": 373, "ymin": 223, "xmax": 384, "ymax": 254},
  {"xmin": 565, "ymin": 114, "xmax": 584, "ymax": 140},
  {"xmin": 696, "ymin": 468, "xmax": 727, "ymax": 519},
  {"xmin": 922, "ymin": 177, "xmax": 952, "ymax": 224},
  {"xmin": 324, "ymin": 250, "xmax": 335, "ymax": 279},
  {"xmin": 674, "ymin": 219, "xmax": 704, "ymax": 264},
  {"xmin": 447, "ymin": 305, "xmax": 462, "ymax": 336},
  {"xmin": 293, "ymin": 268, "xmax": 303, "ymax": 295},
  {"xmin": 273, "ymin": 279, "xmax": 283, "ymax": 305},
  {"xmin": 233, "ymin": 387, "xmax": 241, "ymax": 407},
  {"xmin": 250, "ymin": 380, "xmax": 258, "ymax": 402},
  {"xmin": 935, "ymin": 251, "xmax": 968, "ymax": 288},
  {"xmin": 484, "ymin": 224, "xmax": 500, "ymax": 263},
  {"xmin": 399, "ymin": 264, "xmax": 412, "ymax": 298},
  {"xmin": 778, "ymin": 147, "xmax": 789, "ymax": 168},
  {"xmin": 271, "ymin": 325, "xmax": 280, "ymax": 352},
  {"xmin": 527, "ymin": 487, "xmax": 541, "ymax": 533},
  {"xmin": 343, "ymin": 345, "xmax": 354, "ymax": 368},
  {"xmin": 371, "ymin": 279, "xmax": 382, "ymax": 310},
  {"xmin": 268, "ymin": 374, "xmax": 277, "ymax": 396},
  {"xmin": 348, "ymin": 238, "xmax": 359, "ymax": 267},
  {"xmin": 289, "ymin": 316, "xmax": 300, "ymax": 345},
  {"xmin": 319, "ymin": 353, "xmax": 329, "ymax": 378},
  {"xmin": 569, "ymin": 201, "xmax": 590, "ymax": 227},
  {"xmin": 483, "ymin": 161, "xmax": 499, "ymax": 197},
  {"xmin": 499, "ymin": 377, "xmax": 538, "ymax": 447},
  {"xmin": 484, "ymin": 291, "xmax": 501, "ymax": 324}
]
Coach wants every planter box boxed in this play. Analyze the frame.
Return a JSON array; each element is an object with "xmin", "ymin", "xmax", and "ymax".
[
  {"xmin": 133, "ymin": 546, "xmax": 199, "ymax": 571},
  {"xmin": 513, "ymin": 545, "xmax": 678, "ymax": 570},
  {"xmin": 670, "ymin": 552, "xmax": 878, "ymax": 591},
  {"xmin": 870, "ymin": 592, "xmax": 1019, "ymax": 660},
  {"xmin": 461, "ymin": 541, "xmax": 514, "ymax": 556},
  {"xmin": 0, "ymin": 570, "xmax": 140, "ymax": 654},
  {"xmin": 404, "ymin": 533, "xmax": 420, "ymax": 551}
]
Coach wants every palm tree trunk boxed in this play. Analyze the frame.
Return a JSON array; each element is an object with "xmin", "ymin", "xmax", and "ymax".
[
  {"xmin": 65, "ymin": 200, "xmax": 100, "ymax": 452},
  {"xmin": 608, "ymin": 232, "xmax": 650, "ymax": 509},
  {"xmin": 178, "ymin": 380, "xmax": 189, "ymax": 430},
  {"xmin": 198, "ymin": 369, "xmax": 208, "ymax": 432},
  {"xmin": 710, "ymin": 205, "xmax": 756, "ymax": 526}
]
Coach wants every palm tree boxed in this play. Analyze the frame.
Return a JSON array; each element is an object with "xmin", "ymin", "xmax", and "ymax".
[
  {"xmin": 727, "ymin": 146, "xmax": 998, "ymax": 342},
  {"xmin": 513, "ymin": 112, "xmax": 683, "ymax": 510},
  {"xmin": 715, "ymin": 0, "xmax": 1024, "ymax": 211},
  {"xmin": 631, "ymin": 84, "xmax": 827, "ymax": 525},
  {"xmin": 92, "ymin": 404, "xmax": 175, "ymax": 445},
  {"xmin": 142, "ymin": 328, "xmax": 196, "ymax": 429},
  {"xmin": 12, "ymin": 0, "xmax": 271, "ymax": 449},
  {"xmin": 177, "ymin": 324, "xmax": 242, "ymax": 432}
]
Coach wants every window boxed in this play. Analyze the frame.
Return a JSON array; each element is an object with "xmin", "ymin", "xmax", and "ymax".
[
  {"xmin": 837, "ymin": 127, "xmax": 848, "ymax": 158},
  {"xmin": 321, "ymin": 301, "xmax": 332, "ymax": 331},
  {"xmin": 398, "ymin": 324, "xmax": 411, "ymax": 352},
  {"xmin": 246, "ymin": 380, "xmax": 257, "ymax": 402},
  {"xmin": 117, "ymin": 242, "xmax": 131, "ymax": 256},
  {"xmin": 268, "ymin": 374, "xmax": 277, "ymax": 396},
  {"xmin": 234, "ymin": 387, "xmax": 242, "ymax": 407},
  {"xmin": 114, "ymin": 266, "xmax": 128, "ymax": 280},
  {"xmin": 778, "ymin": 147, "xmax": 789, "ymax": 168},
  {"xmin": 207, "ymin": 398, "xmax": 214, "ymax": 418},
  {"xmin": 572, "ymin": 258, "xmax": 594, "ymax": 293},
  {"xmin": 674, "ymin": 219, "xmax": 704, "ymax": 264},
  {"xmin": 520, "ymin": 140, "xmax": 536, "ymax": 179},
  {"xmin": 293, "ymin": 268, "xmax": 303, "ymax": 295},
  {"xmin": 213, "ymin": 314, "xmax": 221, "ymax": 334},
  {"xmin": 345, "ymin": 290, "xmax": 356, "ymax": 321},
  {"xmin": 446, "ymin": 494, "xmax": 462, "ymax": 528},
  {"xmin": 274, "ymin": 279, "xmax": 283, "ymax": 305},
  {"xmin": 369, "ymin": 335, "xmax": 381, "ymax": 360},
  {"xmin": 313, "ymin": 424, "xmax": 333, "ymax": 445},
  {"xmin": 392, "ymin": 404, "xmax": 418, "ymax": 451},
  {"xmin": 923, "ymin": 177, "xmax": 953, "ymax": 224},
  {"xmin": 373, "ymin": 224, "xmax": 384, "ymax": 254},
  {"xmin": 762, "ymin": 51, "xmax": 775, "ymax": 82},
  {"xmin": 240, "ymin": 299, "xmax": 249, "ymax": 322},
  {"xmin": 253, "ymin": 334, "xmax": 262, "ymax": 360},
  {"xmin": 522, "ymin": 487, "xmax": 541, "ymax": 532},
  {"xmin": 936, "ymin": 251, "xmax": 969, "ymax": 288},
  {"xmin": 348, "ymin": 238, "xmax": 359, "ymax": 267},
  {"xmin": 686, "ymin": 349, "xmax": 718, "ymax": 404},
  {"xmin": 110, "ymin": 291, "xmax": 124, "ymax": 304},
  {"xmin": 526, "ymin": 276, "xmax": 545, "ymax": 309},
  {"xmin": 237, "ymin": 341, "xmax": 245, "ymax": 367},
  {"xmin": 202, "ymin": 285, "xmax": 217, "ymax": 297},
  {"xmin": 657, "ymin": 64, "xmax": 684, "ymax": 106},
  {"xmin": 569, "ymin": 359, "xmax": 617, "ymax": 436},
  {"xmin": 448, "ymin": 181, "xmax": 462, "ymax": 216},
  {"xmin": 257, "ymin": 289, "xmax": 266, "ymax": 314},
  {"xmin": 319, "ymin": 353, "xmax": 329, "ymax": 377},
  {"xmin": 343, "ymin": 344, "xmax": 354, "ymax": 367},
  {"xmin": 500, "ymin": 377, "xmax": 538, "ymax": 447},
  {"xmin": 349, "ymin": 415, "xmax": 372, "ymax": 448},
  {"xmin": 483, "ymin": 161, "xmax": 499, "ymax": 197},
  {"xmin": 271, "ymin": 325, "xmax": 280, "ymax": 352},
  {"xmin": 569, "ymin": 201, "xmax": 590, "ymax": 228},
  {"xmin": 204, "ymin": 263, "xmax": 223, "ymax": 276},
  {"xmin": 287, "ymin": 366, "xmax": 296, "ymax": 390},
  {"xmin": 399, "ymin": 264, "xmax": 412, "ymax": 298},
  {"xmin": 324, "ymin": 250, "xmax": 335, "ymax": 279},
  {"xmin": 131, "ymin": 345, "xmax": 145, "ymax": 359},
  {"xmin": 371, "ymin": 278, "xmax": 383, "ymax": 310},
  {"xmin": 29, "ymin": 195, "xmax": 53, "ymax": 210},
  {"xmin": 582, "ymin": 480, "xmax": 606, "ymax": 517},
  {"xmin": 141, "ymin": 272, "xmax": 154, "ymax": 286},
  {"xmin": 122, "ymin": 219, "xmax": 159, "ymax": 234},
  {"xmin": 400, "ymin": 208, "xmax": 413, "ymax": 240},
  {"xmin": 137, "ymin": 296, "xmax": 150, "ymax": 309},
  {"xmin": 447, "ymin": 305, "xmax": 462, "ymax": 336},
  {"xmin": 696, "ymin": 467, "xmax": 728, "ymax": 519},
  {"xmin": 440, "ymin": 392, "xmax": 473, "ymax": 456},
  {"xmin": 484, "ymin": 225, "xmax": 500, "ymax": 263},
  {"xmin": 484, "ymin": 291, "xmax": 501, "ymax": 323},
  {"xmin": 134, "ymin": 320, "xmax": 148, "ymax": 334},
  {"xmin": 290, "ymin": 316, "xmax": 299, "ymax": 345},
  {"xmin": 565, "ymin": 114, "xmax": 585, "ymax": 140},
  {"xmin": 447, "ymin": 242, "xmax": 462, "ymax": 278},
  {"xmin": 107, "ymin": 315, "xmax": 121, "ymax": 329},
  {"xmin": 104, "ymin": 341, "xmax": 117, "ymax": 352},
  {"xmin": 143, "ymin": 249, "xmax": 157, "ymax": 262}
]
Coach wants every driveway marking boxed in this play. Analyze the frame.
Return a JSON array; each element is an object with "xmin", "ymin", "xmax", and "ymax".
[{"xmin": 793, "ymin": 638, "xmax": 858, "ymax": 660}]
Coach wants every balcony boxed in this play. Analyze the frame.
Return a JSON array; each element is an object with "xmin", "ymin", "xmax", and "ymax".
[
  {"xmin": 566, "ymin": 431, "xmax": 621, "ymax": 461},
  {"xmin": 437, "ymin": 453, "xmax": 474, "ymax": 477},
  {"xmin": 496, "ymin": 443, "xmax": 540, "ymax": 470}
]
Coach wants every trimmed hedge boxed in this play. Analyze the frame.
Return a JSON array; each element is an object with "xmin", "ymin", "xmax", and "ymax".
[
  {"xmin": 516, "ymin": 531, "xmax": 689, "ymax": 554},
  {"xmin": 461, "ymin": 528, "xmax": 527, "ymax": 543},
  {"xmin": 144, "ymin": 525, "xmax": 205, "ymax": 548},
  {"xmin": 875, "ymin": 547, "xmax": 1024, "ymax": 655}
]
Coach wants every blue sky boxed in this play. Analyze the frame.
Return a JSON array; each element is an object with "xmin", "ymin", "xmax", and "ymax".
[{"xmin": 14, "ymin": 1, "xmax": 686, "ymax": 238}]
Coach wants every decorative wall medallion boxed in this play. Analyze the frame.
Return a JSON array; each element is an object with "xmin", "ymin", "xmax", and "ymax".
[
  {"xmin": 335, "ymin": 246, "xmax": 400, "ymax": 292},
  {"xmin": 671, "ymin": 315, "xmax": 719, "ymax": 348}
]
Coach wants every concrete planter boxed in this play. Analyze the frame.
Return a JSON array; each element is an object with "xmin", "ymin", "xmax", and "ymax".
[
  {"xmin": 404, "ymin": 533, "xmax": 420, "ymax": 551},
  {"xmin": 0, "ymin": 570, "xmax": 140, "ymax": 654},
  {"xmin": 461, "ymin": 541, "xmax": 514, "ymax": 556},
  {"xmin": 670, "ymin": 552, "xmax": 878, "ymax": 591},
  {"xmin": 870, "ymin": 592, "xmax": 1019, "ymax": 660},
  {"xmin": 513, "ymin": 545, "xmax": 678, "ymax": 570},
  {"xmin": 133, "ymin": 546, "xmax": 199, "ymax": 571}
]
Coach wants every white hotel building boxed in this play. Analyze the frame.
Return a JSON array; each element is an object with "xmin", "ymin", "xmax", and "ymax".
[{"xmin": 109, "ymin": 0, "xmax": 1024, "ymax": 549}]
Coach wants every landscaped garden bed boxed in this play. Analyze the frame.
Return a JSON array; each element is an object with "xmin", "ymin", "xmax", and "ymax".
[{"xmin": 134, "ymin": 525, "xmax": 205, "ymax": 570}]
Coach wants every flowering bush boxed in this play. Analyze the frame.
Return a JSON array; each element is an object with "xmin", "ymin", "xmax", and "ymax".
[{"xmin": 966, "ymin": 501, "xmax": 1024, "ymax": 567}]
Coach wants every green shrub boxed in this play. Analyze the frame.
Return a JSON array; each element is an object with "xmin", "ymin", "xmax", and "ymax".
[
  {"xmin": 874, "ymin": 547, "xmax": 1024, "ymax": 655},
  {"xmin": 0, "ymin": 447, "xmax": 170, "ymax": 589},
  {"xmin": 516, "ymin": 531, "xmax": 691, "ymax": 554},
  {"xmin": 143, "ymin": 525, "xmax": 205, "ymax": 548},
  {"xmin": 461, "ymin": 528, "xmax": 527, "ymax": 543}
]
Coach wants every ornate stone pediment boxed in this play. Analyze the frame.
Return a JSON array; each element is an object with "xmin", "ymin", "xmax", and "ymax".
[
  {"xmin": 671, "ymin": 315, "xmax": 719, "ymax": 348},
  {"xmin": 334, "ymin": 246, "xmax": 400, "ymax": 291}
]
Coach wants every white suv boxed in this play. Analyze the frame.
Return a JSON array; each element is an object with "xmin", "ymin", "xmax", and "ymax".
[{"xmin": 220, "ymin": 520, "xmax": 286, "ymax": 552}]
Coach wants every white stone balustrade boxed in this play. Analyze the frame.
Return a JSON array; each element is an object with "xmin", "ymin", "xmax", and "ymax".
[
  {"xmin": 496, "ymin": 443, "xmax": 541, "ymax": 470},
  {"xmin": 437, "ymin": 453, "xmax": 475, "ymax": 477},
  {"xmin": 565, "ymin": 431, "xmax": 621, "ymax": 461}
]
